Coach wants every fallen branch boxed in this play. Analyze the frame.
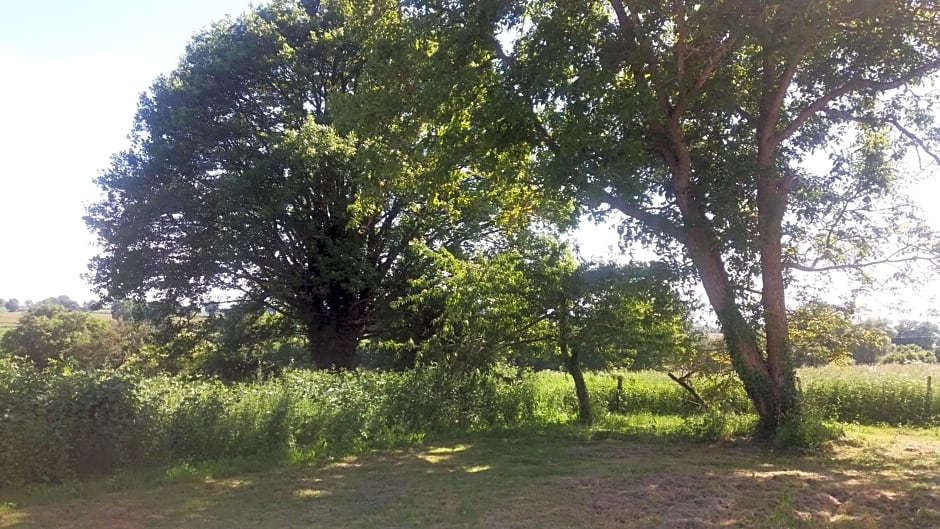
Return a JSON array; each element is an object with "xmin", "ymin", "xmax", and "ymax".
[{"xmin": 668, "ymin": 372, "xmax": 709, "ymax": 409}]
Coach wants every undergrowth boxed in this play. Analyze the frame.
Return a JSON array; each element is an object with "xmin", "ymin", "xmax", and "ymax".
[{"xmin": 1, "ymin": 360, "xmax": 937, "ymax": 488}]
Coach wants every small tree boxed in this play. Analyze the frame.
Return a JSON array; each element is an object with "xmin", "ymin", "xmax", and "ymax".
[
  {"xmin": 4, "ymin": 299, "xmax": 20, "ymax": 312},
  {"xmin": 0, "ymin": 304, "xmax": 124, "ymax": 368},
  {"xmin": 788, "ymin": 301, "xmax": 886, "ymax": 367}
]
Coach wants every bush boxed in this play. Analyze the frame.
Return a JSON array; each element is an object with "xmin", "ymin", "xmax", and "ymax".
[
  {"xmin": 0, "ymin": 304, "xmax": 129, "ymax": 369},
  {"xmin": 772, "ymin": 409, "xmax": 842, "ymax": 450},
  {"xmin": 878, "ymin": 344, "xmax": 936, "ymax": 365},
  {"xmin": 0, "ymin": 362, "xmax": 540, "ymax": 488}
]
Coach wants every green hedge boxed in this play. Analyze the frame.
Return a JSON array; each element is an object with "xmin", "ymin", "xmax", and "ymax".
[
  {"xmin": 3, "ymin": 361, "xmax": 938, "ymax": 488},
  {"xmin": 0, "ymin": 360, "xmax": 539, "ymax": 487}
]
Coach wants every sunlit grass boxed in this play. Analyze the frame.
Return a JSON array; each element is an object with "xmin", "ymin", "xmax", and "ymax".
[{"xmin": 2, "ymin": 423, "xmax": 938, "ymax": 529}]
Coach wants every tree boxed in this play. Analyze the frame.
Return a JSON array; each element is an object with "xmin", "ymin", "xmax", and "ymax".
[
  {"xmin": 0, "ymin": 304, "xmax": 123, "ymax": 368},
  {"xmin": 788, "ymin": 301, "xmax": 886, "ymax": 367},
  {"xmin": 378, "ymin": 0, "xmax": 940, "ymax": 436},
  {"xmin": 853, "ymin": 318, "xmax": 894, "ymax": 364},
  {"xmin": 423, "ymin": 234, "xmax": 692, "ymax": 424},
  {"xmin": 4, "ymin": 299, "xmax": 19, "ymax": 313},
  {"xmin": 39, "ymin": 296, "xmax": 80, "ymax": 311},
  {"xmin": 893, "ymin": 320, "xmax": 940, "ymax": 351},
  {"xmin": 86, "ymin": 1, "xmax": 501, "ymax": 369}
]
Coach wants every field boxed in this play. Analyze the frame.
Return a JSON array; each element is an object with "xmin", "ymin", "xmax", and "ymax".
[
  {"xmin": 1, "ymin": 425, "xmax": 939, "ymax": 529},
  {"xmin": 0, "ymin": 312, "xmax": 18, "ymax": 338}
]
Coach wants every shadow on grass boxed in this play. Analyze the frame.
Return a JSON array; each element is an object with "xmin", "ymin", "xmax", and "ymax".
[{"xmin": 2, "ymin": 424, "xmax": 939, "ymax": 529}]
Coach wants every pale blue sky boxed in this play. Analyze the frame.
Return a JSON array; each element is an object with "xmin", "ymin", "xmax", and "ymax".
[
  {"xmin": 0, "ymin": 0, "xmax": 257, "ymax": 303},
  {"xmin": 0, "ymin": 1, "xmax": 937, "ymax": 320}
]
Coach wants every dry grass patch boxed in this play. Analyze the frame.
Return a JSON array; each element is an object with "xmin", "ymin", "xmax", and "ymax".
[{"xmin": 1, "ymin": 426, "xmax": 939, "ymax": 529}]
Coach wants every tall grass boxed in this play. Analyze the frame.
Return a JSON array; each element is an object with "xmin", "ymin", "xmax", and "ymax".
[
  {"xmin": 799, "ymin": 364, "xmax": 940, "ymax": 425},
  {"xmin": 3, "ymin": 360, "xmax": 937, "ymax": 488},
  {"xmin": 0, "ymin": 360, "xmax": 538, "ymax": 488}
]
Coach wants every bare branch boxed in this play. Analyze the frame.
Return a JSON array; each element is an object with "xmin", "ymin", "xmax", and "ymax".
[{"xmin": 787, "ymin": 255, "xmax": 940, "ymax": 273}]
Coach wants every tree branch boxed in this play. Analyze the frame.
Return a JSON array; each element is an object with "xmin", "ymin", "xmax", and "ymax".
[
  {"xmin": 601, "ymin": 190, "xmax": 687, "ymax": 243},
  {"xmin": 675, "ymin": 35, "xmax": 736, "ymax": 117},
  {"xmin": 787, "ymin": 254, "xmax": 940, "ymax": 273},
  {"xmin": 777, "ymin": 59, "xmax": 940, "ymax": 143},
  {"xmin": 825, "ymin": 109, "xmax": 940, "ymax": 167}
]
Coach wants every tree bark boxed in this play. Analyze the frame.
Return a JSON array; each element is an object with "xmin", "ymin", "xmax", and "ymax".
[
  {"xmin": 560, "ymin": 299, "xmax": 592, "ymax": 426},
  {"xmin": 754, "ymin": 138, "xmax": 799, "ymax": 435},
  {"xmin": 305, "ymin": 320, "xmax": 362, "ymax": 370},
  {"xmin": 681, "ymin": 224, "xmax": 785, "ymax": 436}
]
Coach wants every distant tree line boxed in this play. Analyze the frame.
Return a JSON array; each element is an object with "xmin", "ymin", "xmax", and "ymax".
[
  {"xmin": 788, "ymin": 301, "xmax": 939, "ymax": 366},
  {"xmin": 1, "ymin": 295, "xmax": 88, "ymax": 313}
]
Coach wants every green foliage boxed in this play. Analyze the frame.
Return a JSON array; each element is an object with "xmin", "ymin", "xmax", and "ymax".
[
  {"xmin": 892, "ymin": 320, "xmax": 940, "ymax": 351},
  {"xmin": 190, "ymin": 306, "xmax": 308, "ymax": 380},
  {"xmin": 383, "ymin": 0, "xmax": 940, "ymax": 438},
  {"xmin": 788, "ymin": 301, "xmax": 888, "ymax": 367},
  {"xmin": 799, "ymin": 364, "xmax": 940, "ymax": 425},
  {"xmin": 680, "ymin": 410, "xmax": 756, "ymax": 442},
  {"xmin": 0, "ymin": 304, "xmax": 126, "ymax": 369},
  {"xmin": 878, "ymin": 344, "xmax": 937, "ymax": 365},
  {"xmin": 772, "ymin": 410, "xmax": 843, "ymax": 451},
  {"xmin": 415, "ymin": 234, "xmax": 694, "ymax": 372},
  {"xmin": 0, "ymin": 361, "xmax": 540, "ymax": 488},
  {"xmin": 853, "ymin": 318, "xmax": 896, "ymax": 364},
  {"xmin": 85, "ymin": 0, "xmax": 507, "ymax": 370},
  {"xmin": 3, "ymin": 361, "xmax": 940, "ymax": 487}
]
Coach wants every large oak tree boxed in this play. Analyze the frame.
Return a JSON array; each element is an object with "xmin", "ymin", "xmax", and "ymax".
[{"xmin": 86, "ymin": 0, "xmax": 499, "ymax": 369}]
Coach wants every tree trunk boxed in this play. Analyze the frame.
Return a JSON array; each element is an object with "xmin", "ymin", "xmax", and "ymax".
[
  {"xmin": 683, "ymin": 221, "xmax": 796, "ymax": 437},
  {"xmin": 754, "ymin": 143, "xmax": 800, "ymax": 435},
  {"xmin": 560, "ymin": 300, "xmax": 592, "ymax": 426},
  {"xmin": 663, "ymin": 118, "xmax": 798, "ymax": 438},
  {"xmin": 306, "ymin": 320, "xmax": 362, "ymax": 370}
]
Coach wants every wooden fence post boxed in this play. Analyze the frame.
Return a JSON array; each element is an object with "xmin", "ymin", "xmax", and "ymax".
[{"xmin": 926, "ymin": 376, "xmax": 933, "ymax": 419}]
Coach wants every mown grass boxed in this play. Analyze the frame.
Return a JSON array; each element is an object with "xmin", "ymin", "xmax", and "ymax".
[{"xmin": 1, "ymin": 423, "xmax": 938, "ymax": 529}]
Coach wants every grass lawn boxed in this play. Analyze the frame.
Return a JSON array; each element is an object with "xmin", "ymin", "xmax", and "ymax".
[{"xmin": 2, "ymin": 425, "xmax": 938, "ymax": 529}]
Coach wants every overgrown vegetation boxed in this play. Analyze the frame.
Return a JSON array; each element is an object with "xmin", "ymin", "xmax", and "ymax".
[
  {"xmin": 0, "ymin": 359, "xmax": 537, "ymax": 487},
  {"xmin": 2, "ymin": 359, "xmax": 936, "ymax": 489}
]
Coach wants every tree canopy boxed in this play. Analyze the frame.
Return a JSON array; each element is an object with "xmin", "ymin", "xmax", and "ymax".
[
  {"xmin": 370, "ymin": 0, "xmax": 940, "ymax": 435},
  {"xmin": 86, "ymin": 0, "xmax": 513, "ymax": 369}
]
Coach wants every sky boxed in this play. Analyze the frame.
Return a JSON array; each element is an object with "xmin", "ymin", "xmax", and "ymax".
[
  {"xmin": 0, "ymin": 0, "xmax": 258, "ymax": 304},
  {"xmin": 0, "ymin": 1, "xmax": 938, "ymax": 320}
]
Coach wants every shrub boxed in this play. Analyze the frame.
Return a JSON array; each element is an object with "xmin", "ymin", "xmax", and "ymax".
[
  {"xmin": 772, "ymin": 409, "xmax": 843, "ymax": 450},
  {"xmin": 0, "ymin": 304, "xmax": 127, "ymax": 369},
  {"xmin": 0, "ymin": 362, "xmax": 540, "ymax": 487},
  {"xmin": 878, "ymin": 344, "xmax": 936, "ymax": 365}
]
